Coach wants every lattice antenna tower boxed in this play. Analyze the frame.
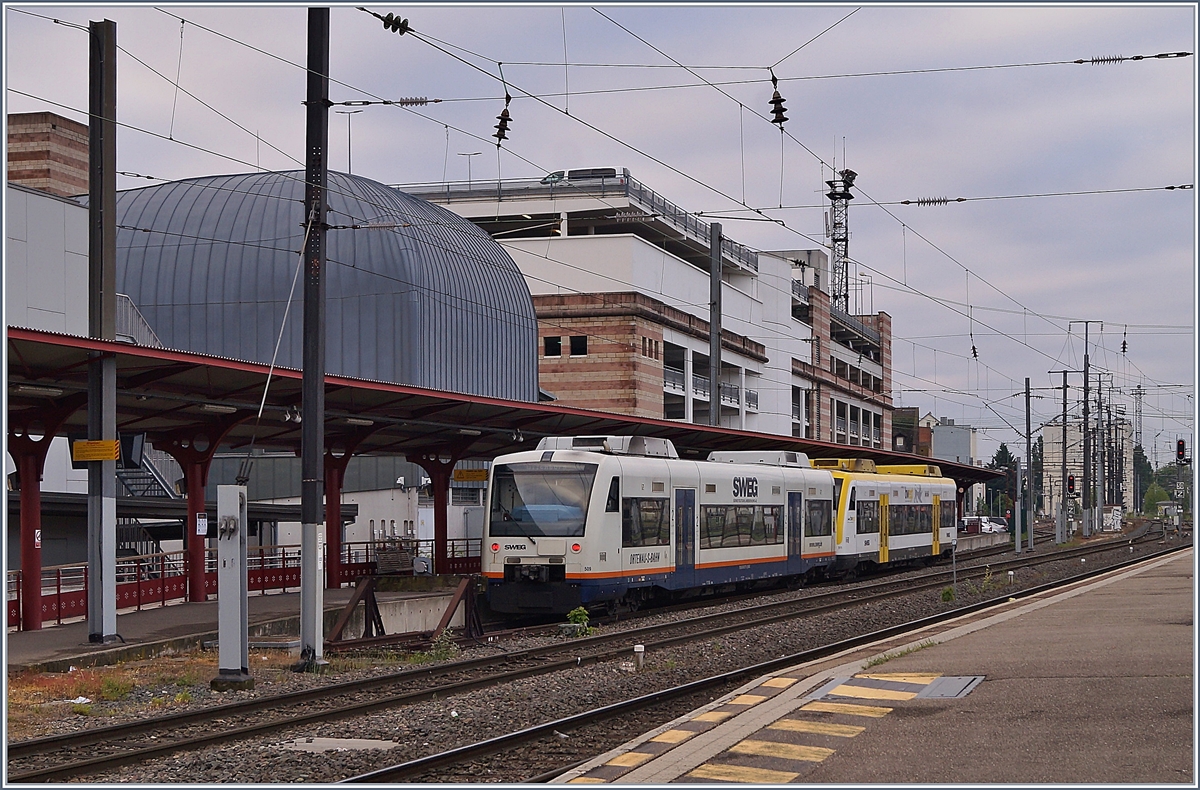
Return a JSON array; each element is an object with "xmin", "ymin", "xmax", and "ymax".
[
  {"xmin": 825, "ymin": 168, "xmax": 857, "ymax": 313},
  {"xmin": 1133, "ymin": 384, "xmax": 1143, "ymax": 448}
]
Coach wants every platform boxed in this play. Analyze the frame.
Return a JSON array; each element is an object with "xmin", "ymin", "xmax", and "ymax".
[
  {"xmin": 5, "ymin": 582, "xmax": 466, "ymax": 673},
  {"xmin": 555, "ymin": 549, "xmax": 1194, "ymax": 784}
]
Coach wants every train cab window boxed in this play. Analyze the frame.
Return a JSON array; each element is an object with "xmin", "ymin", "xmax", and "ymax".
[
  {"xmin": 805, "ymin": 499, "xmax": 833, "ymax": 537},
  {"xmin": 606, "ymin": 477, "xmax": 620, "ymax": 512},
  {"xmin": 833, "ymin": 479, "xmax": 844, "ymax": 513},
  {"xmin": 489, "ymin": 461, "xmax": 597, "ymax": 537},
  {"xmin": 622, "ymin": 497, "xmax": 671, "ymax": 547},
  {"xmin": 940, "ymin": 500, "xmax": 956, "ymax": 529}
]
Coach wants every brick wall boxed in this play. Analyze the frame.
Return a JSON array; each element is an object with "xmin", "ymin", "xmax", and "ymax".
[{"xmin": 7, "ymin": 112, "xmax": 89, "ymax": 197}]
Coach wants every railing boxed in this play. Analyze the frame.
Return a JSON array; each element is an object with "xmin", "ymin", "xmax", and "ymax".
[
  {"xmin": 115, "ymin": 294, "xmax": 164, "ymax": 347},
  {"xmin": 396, "ymin": 175, "xmax": 759, "ymax": 273},
  {"xmin": 692, "ymin": 375, "xmax": 710, "ymax": 398},
  {"xmin": 836, "ymin": 417, "xmax": 848, "ymax": 435},
  {"xmin": 719, "ymin": 382, "xmax": 740, "ymax": 406},
  {"xmin": 746, "ymin": 390, "xmax": 759, "ymax": 410},
  {"xmin": 791, "ymin": 280, "xmax": 808, "ymax": 300},
  {"xmin": 830, "ymin": 305, "xmax": 881, "ymax": 344},
  {"xmin": 663, "ymin": 367, "xmax": 685, "ymax": 391},
  {"xmin": 791, "ymin": 403, "xmax": 803, "ymax": 421},
  {"xmin": 7, "ymin": 540, "xmax": 484, "ymax": 630}
]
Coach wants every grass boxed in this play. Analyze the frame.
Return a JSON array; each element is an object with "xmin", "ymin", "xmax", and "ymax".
[
  {"xmin": 5, "ymin": 649, "xmax": 300, "ymax": 740},
  {"xmin": 863, "ymin": 640, "xmax": 937, "ymax": 669}
]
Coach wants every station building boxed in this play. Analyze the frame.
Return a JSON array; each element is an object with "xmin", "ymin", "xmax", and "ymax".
[{"xmin": 398, "ymin": 170, "xmax": 893, "ymax": 449}]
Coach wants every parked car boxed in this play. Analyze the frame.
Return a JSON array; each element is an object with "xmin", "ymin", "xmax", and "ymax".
[{"xmin": 981, "ymin": 517, "xmax": 1008, "ymax": 533}]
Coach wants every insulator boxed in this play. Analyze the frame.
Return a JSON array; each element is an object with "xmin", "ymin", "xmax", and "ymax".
[
  {"xmin": 381, "ymin": 13, "xmax": 410, "ymax": 34},
  {"xmin": 908, "ymin": 196, "xmax": 948, "ymax": 206},
  {"xmin": 493, "ymin": 107, "xmax": 511, "ymax": 142},
  {"xmin": 971, "ymin": 344, "xmax": 978, "ymax": 359},
  {"xmin": 769, "ymin": 90, "xmax": 788, "ymax": 126},
  {"xmin": 1089, "ymin": 54, "xmax": 1125, "ymax": 64},
  {"xmin": 1121, "ymin": 340, "xmax": 1128, "ymax": 354}
]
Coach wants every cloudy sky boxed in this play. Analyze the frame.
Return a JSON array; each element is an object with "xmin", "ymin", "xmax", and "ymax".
[{"xmin": 5, "ymin": 3, "xmax": 1195, "ymax": 466}]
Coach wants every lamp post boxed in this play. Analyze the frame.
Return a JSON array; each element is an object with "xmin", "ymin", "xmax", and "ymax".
[
  {"xmin": 458, "ymin": 151, "xmax": 481, "ymax": 188},
  {"xmin": 335, "ymin": 109, "xmax": 362, "ymax": 175}
]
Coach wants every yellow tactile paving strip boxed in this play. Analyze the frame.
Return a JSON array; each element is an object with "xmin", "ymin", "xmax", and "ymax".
[
  {"xmin": 681, "ymin": 672, "xmax": 941, "ymax": 783},
  {"xmin": 563, "ymin": 669, "xmax": 952, "ymax": 784}
]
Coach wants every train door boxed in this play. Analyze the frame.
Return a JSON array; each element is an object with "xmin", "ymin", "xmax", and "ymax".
[
  {"xmin": 674, "ymin": 488, "xmax": 696, "ymax": 588},
  {"xmin": 878, "ymin": 493, "xmax": 889, "ymax": 564},
  {"xmin": 931, "ymin": 494, "xmax": 941, "ymax": 556},
  {"xmin": 787, "ymin": 491, "xmax": 803, "ymax": 572}
]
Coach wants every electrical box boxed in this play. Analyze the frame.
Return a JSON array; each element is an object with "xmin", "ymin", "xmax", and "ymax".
[{"xmin": 212, "ymin": 484, "xmax": 253, "ymax": 690}]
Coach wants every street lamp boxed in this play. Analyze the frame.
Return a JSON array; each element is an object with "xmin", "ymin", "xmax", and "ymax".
[
  {"xmin": 458, "ymin": 151, "xmax": 481, "ymax": 189},
  {"xmin": 335, "ymin": 109, "xmax": 362, "ymax": 175}
]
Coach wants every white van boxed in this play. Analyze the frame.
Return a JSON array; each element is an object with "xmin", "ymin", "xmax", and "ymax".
[{"xmin": 540, "ymin": 166, "xmax": 630, "ymax": 185}]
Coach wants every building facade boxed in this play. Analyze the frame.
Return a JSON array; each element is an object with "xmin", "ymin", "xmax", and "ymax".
[{"xmin": 399, "ymin": 172, "xmax": 893, "ymax": 448}]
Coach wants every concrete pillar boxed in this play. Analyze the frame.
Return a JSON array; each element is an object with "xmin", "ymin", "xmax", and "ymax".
[{"xmin": 684, "ymin": 350, "xmax": 694, "ymax": 424}]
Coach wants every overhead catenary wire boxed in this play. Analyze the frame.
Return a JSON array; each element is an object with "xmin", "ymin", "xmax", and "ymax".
[{"xmin": 14, "ymin": 6, "xmax": 1185, "ymax": 437}]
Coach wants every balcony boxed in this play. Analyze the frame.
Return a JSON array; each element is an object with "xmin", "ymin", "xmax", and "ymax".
[
  {"xmin": 664, "ymin": 366, "xmax": 685, "ymax": 392},
  {"xmin": 746, "ymin": 390, "xmax": 759, "ymax": 411},
  {"xmin": 836, "ymin": 417, "xmax": 847, "ymax": 435},
  {"xmin": 692, "ymin": 375, "xmax": 710, "ymax": 399},
  {"xmin": 719, "ymin": 382, "xmax": 740, "ymax": 406},
  {"xmin": 791, "ymin": 403, "xmax": 803, "ymax": 421},
  {"xmin": 791, "ymin": 280, "xmax": 809, "ymax": 301}
]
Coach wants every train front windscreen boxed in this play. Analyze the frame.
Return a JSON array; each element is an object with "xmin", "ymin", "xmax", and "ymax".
[{"xmin": 489, "ymin": 462, "xmax": 597, "ymax": 537}]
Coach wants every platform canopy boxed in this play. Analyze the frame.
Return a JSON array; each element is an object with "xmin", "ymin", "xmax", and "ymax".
[{"xmin": 7, "ymin": 328, "xmax": 1001, "ymax": 488}]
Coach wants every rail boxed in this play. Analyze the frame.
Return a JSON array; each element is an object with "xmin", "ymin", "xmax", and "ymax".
[{"xmin": 7, "ymin": 539, "xmax": 483, "ymax": 630}]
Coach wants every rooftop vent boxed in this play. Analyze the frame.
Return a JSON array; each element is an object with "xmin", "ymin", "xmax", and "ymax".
[
  {"xmin": 536, "ymin": 435, "xmax": 678, "ymax": 458},
  {"xmin": 707, "ymin": 451, "xmax": 811, "ymax": 467},
  {"xmin": 811, "ymin": 458, "xmax": 877, "ymax": 473}
]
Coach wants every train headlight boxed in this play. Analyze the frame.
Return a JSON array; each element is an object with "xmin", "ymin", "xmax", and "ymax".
[
  {"xmin": 571, "ymin": 543, "xmax": 582, "ymax": 553},
  {"xmin": 491, "ymin": 543, "xmax": 500, "ymax": 552}
]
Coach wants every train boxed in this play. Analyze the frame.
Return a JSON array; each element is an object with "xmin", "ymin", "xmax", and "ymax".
[{"xmin": 482, "ymin": 435, "xmax": 959, "ymax": 615}]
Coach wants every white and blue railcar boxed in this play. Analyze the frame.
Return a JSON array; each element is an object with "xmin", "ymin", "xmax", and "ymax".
[{"xmin": 483, "ymin": 436, "xmax": 837, "ymax": 615}]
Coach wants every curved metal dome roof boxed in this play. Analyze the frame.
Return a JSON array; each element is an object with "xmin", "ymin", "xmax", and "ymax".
[{"xmin": 114, "ymin": 170, "xmax": 538, "ymax": 402}]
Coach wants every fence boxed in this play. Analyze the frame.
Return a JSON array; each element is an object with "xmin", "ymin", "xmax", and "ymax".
[{"xmin": 7, "ymin": 540, "xmax": 482, "ymax": 630}]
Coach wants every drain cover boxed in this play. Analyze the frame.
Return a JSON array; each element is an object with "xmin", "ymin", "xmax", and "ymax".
[{"xmin": 916, "ymin": 676, "xmax": 984, "ymax": 698}]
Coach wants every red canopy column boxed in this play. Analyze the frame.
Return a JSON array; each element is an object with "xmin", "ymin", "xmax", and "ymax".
[
  {"xmin": 414, "ymin": 443, "xmax": 474, "ymax": 576},
  {"xmin": 6, "ymin": 394, "xmax": 86, "ymax": 631},
  {"xmin": 158, "ymin": 416, "xmax": 245, "ymax": 602},
  {"xmin": 324, "ymin": 427, "xmax": 377, "ymax": 589}
]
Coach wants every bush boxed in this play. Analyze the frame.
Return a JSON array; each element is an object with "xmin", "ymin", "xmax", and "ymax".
[{"xmin": 941, "ymin": 586, "xmax": 956, "ymax": 602}]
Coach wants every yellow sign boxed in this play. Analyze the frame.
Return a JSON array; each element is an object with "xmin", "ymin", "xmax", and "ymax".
[
  {"xmin": 452, "ymin": 468, "xmax": 489, "ymax": 482},
  {"xmin": 72, "ymin": 440, "xmax": 120, "ymax": 462}
]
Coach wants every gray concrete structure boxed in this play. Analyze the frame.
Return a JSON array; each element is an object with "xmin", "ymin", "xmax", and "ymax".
[{"xmin": 931, "ymin": 417, "xmax": 977, "ymax": 466}]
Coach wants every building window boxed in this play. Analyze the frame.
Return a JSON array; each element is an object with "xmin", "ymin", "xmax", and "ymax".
[
  {"xmin": 544, "ymin": 336, "xmax": 562, "ymax": 357},
  {"xmin": 570, "ymin": 335, "xmax": 588, "ymax": 356}
]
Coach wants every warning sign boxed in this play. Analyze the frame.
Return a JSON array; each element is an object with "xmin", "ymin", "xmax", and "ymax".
[
  {"xmin": 452, "ymin": 468, "xmax": 489, "ymax": 482},
  {"xmin": 71, "ymin": 440, "xmax": 120, "ymax": 462}
]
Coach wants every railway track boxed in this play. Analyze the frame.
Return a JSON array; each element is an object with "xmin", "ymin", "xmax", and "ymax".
[
  {"xmin": 346, "ymin": 543, "xmax": 1191, "ymax": 783},
  {"xmin": 7, "ymin": 531, "xmax": 1177, "ymax": 783}
]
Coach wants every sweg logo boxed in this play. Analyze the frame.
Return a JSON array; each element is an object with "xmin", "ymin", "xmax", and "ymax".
[
  {"xmin": 732, "ymin": 476, "xmax": 758, "ymax": 498},
  {"xmin": 503, "ymin": 544, "xmax": 526, "ymax": 551}
]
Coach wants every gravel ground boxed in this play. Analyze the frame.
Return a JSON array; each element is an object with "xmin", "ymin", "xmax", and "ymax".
[{"xmin": 43, "ymin": 533, "xmax": 1182, "ymax": 784}]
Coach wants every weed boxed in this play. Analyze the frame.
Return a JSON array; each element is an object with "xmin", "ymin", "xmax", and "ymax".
[
  {"xmin": 99, "ymin": 677, "xmax": 134, "ymax": 701},
  {"xmin": 428, "ymin": 630, "xmax": 459, "ymax": 661},
  {"xmin": 941, "ymin": 586, "xmax": 956, "ymax": 602},
  {"xmin": 863, "ymin": 640, "xmax": 936, "ymax": 669},
  {"xmin": 71, "ymin": 703, "xmax": 94, "ymax": 716},
  {"xmin": 565, "ymin": 606, "xmax": 593, "ymax": 637},
  {"xmin": 173, "ymin": 690, "xmax": 192, "ymax": 704}
]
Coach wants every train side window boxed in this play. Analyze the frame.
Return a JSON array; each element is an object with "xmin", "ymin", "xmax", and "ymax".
[
  {"xmin": 606, "ymin": 477, "xmax": 620, "ymax": 512},
  {"xmin": 857, "ymin": 500, "xmax": 879, "ymax": 533},
  {"xmin": 622, "ymin": 497, "xmax": 670, "ymax": 547},
  {"xmin": 940, "ymin": 500, "xmax": 956, "ymax": 529},
  {"xmin": 805, "ymin": 499, "xmax": 833, "ymax": 537}
]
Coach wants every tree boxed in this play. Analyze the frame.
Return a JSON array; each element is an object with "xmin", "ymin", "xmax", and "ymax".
[
  {"xmin": 985, "ymin": 443, "xmax": 1018, "ymax": 517},
  {"xmin": 1133, "ymin": 445, "xmax": 1152, "ymax": 511},
  {"xmin": 1032, "ymin": 435, "xmax": 1044, "ymax": 514},
  {"xmin": 1143, "ymin": 482, "xmax": 1170, "ymax": 515}
]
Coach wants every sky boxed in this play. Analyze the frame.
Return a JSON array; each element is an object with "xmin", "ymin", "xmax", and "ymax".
[{"xmin": 4, "ymin": 2, "xmax": 1196, "ymax": 469}]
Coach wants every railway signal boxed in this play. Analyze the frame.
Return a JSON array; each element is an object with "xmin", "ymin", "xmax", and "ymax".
[
  {"xmin": 1177, "ymin": 439, "xmax": 1187, "ymax": 462},
  {"xmin": 1067, "ymin": 474, "xmax": 1076, "ymax": 494}
]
